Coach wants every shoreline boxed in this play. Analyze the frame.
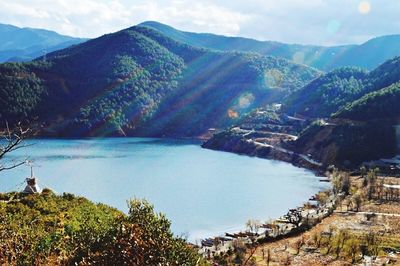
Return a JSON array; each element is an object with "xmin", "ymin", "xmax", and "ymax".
[
  {"xmin": 198, "ymin": 139, "xmax": 335, "ymax": 256},
  {"xmin": 198, "ymin": 185, "xmax": 336, "ymax": 258},
  {"xmin": 10, "ymin": 136, "xmax": 332, "ymax": 250},
  {"xmin": 201, "ymin": 139, "xmax": 327, "ymax": 176}
]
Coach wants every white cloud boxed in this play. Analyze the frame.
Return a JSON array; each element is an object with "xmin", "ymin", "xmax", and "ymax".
[{"xmin": 0, "ymin": 0, "xmax": 399, "ymax": 45}]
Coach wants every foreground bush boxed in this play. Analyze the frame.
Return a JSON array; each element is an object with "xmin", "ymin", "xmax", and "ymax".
[{"xmin": 0, "ymin": 192, "xmax": 204, "ymax": 265}]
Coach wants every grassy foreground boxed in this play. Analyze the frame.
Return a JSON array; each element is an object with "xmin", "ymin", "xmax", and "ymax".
[{"xmin": 0, "ymin": 190, "xmax": 205, "ymax": 265}]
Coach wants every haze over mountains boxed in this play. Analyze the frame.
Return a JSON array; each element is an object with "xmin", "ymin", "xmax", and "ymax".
[
  {"xmin": 141, "ymin": 21, "xmax": 400, "ymax": 71},
  {"xmin": 3, "ymin": 21, "xmax": 400, "ymax": 72},
  {"xmin": 0, "ymin": 23, "xmax": 86, "ymax": 62}
]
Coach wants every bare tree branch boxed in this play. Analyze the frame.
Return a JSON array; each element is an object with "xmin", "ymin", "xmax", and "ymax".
[
  {"xmin": 0, "ymin": 161, "xmax": 27, "ymax": 172},
  {"xmin": 0, "ymin": 122, "xmax": 31, "ymax": 173}
]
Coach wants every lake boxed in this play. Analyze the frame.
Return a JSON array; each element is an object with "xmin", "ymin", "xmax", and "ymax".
[{"xmin": 0, "ymin": 138, "xmax": 328, "ymax": 242}]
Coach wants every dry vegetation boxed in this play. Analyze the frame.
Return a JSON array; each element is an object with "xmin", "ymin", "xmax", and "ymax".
[{"xmin": 211, "ymin": 169, "xmax": 400, "ymax": 265}]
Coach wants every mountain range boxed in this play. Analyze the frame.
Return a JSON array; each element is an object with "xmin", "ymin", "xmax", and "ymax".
[
  {"xmin": 1, "ymin": 21, "xmax": 400, "ymax": 168},
  {"xmin": 0, "ymin": 25, "xmax": 319, "ymax": 137},
  {"xmin": 4, "ymin": 21, "xmax": 400, "ymax": 72},
  {"xmin": 140, "ymin": 21, "xmax": 400, "ymax": 71},
  {"xmin": 0, "ymin": 23, "xmax": 86, "ymax": 63}
]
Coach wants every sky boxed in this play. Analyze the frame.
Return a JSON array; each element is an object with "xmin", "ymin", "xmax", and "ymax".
[{"xmin": 0, "ymin": 0, "xmax": 399, "ymax": 46}]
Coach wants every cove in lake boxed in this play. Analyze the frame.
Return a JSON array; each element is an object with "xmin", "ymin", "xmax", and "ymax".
[{"xmin": 0, "ymin": 138, "xmax": 328, "ymax": 242}]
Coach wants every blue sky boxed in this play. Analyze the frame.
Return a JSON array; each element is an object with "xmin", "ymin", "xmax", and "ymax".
[{"xmin": 0, "ymin": 0, "xmax": 399, "ymax": 46}]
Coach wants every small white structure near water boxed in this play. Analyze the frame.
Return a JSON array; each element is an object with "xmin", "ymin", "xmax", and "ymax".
[{"xmin": 22, "ymin": 167, "xmax": 41, "ymax": 194}]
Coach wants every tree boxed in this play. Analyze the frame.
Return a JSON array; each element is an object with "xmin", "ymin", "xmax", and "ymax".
[
  {"xmin": 316, "ymin": 191, "xmax": 329, "ymax": 206},
  {"xmin": 0, "ymin": 122, "xmax": 30, "ymax": 173},
  {"xmin": 341, "ymin": 173, "xmax": 351, "ymax": 195},
  {"xmin": 232, "ymin": 239, "xmax": 246, "ymax": 264},
  {"xmin": 82, "ymin": 198, "xmax": 203, "ymax": 265},
  {"xmin": 243, "ymin": 219, "xmax": 261, "ymax": 266},
  {"xmin": 293, "ymin": 236, "xmax": 305, "ymax": 255},
  {"xmin": 332, "ymin": 170, "xmax": 350, "ymax": 195},
  {"xmin": 333, "ymin": 229, "xmax": 349, "ymax": 259},
  {"xmin": 366, "ymin": 169, "xmax": 378, "ymax": 200},
  {"xmin": 351, "ymin": 192, "xmax": 363, "ymax": 212},
  {"xmin": 346, "ymin": 237, "xmax": 360, "ymax": 263},
  {"xmin": 265, "ymin": 248, "xmax": 271, "ymax": 265},
  {"xmin": 246, "ymin": 219, "xmax": 261, "ymax": 235},
  {"xmin": 360, "ymin": 166, "xmax": 368, "ymax": 186},
  {"xmin": 312, "ymin": 232, "xmax": 323, "ymax": 249},
  {"xmin": 365, "ymin": 231, "xmax": 381, "ymax": 257}
]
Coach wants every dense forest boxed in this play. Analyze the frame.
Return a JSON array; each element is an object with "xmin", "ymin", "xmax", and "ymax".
[
  {"xmin": 284, "ymin": 56, "xmax": 400, "ymax": 118},
  {"xmin": 0, "ymin": 25, "xmax": 319, "ymax": 137},
  {"xmin": 0, "ymin": 63, "xmax": 46, "ymax": 121},
  {"xmin": 334, "ymin": 82, "xmax": 400, "ymax": 121},
  {"xmin": 283, "ymin": 67, "xmax": 368, "ymax": 117}
]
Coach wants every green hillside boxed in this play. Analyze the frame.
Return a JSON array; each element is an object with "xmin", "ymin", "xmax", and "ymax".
[
  {"xmin": 283, "ymin": 57, "xmax": 400, "ymax": 118},
  {"xmin": 0, "ymin": 191, "xmax": 201, "ymax": 265},
  {"xmin": 334, "ymin": 82, "xmax": 400, "ymax": 121},
  {"xmin": 291, "ymin": 58, "xmax": 400, "ymax": 167},
  {"xmin": 0, "ymin": 26, "xmax": 319, "ymax": 137},
  {"xmin": 283, "ymin": 67, "xmax": 367, "ymax": 117}
]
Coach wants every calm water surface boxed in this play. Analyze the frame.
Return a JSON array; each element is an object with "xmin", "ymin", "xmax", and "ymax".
[{"xmin": 0, "ymin": 138, "xmax": 328, "ymax": 241}]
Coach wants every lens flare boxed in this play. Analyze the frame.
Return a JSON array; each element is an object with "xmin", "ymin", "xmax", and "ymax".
[
  {"xmin": 359, "ymin": 1, "xmax": 371, "ymax": 14},
  {"xmin": 264, "ymin": 69, "xmax": 284, "ymax": 88},
  {"xmin": 237, "ymin": 93, "xmax": 255, "ymax": 109},
  {"xmin": 292, "ymin": 52, "xmax": 305, "ymax": 64},
  {"xmin": 227, "ymin": 109, "xmax": 239, "ymax": 119}
]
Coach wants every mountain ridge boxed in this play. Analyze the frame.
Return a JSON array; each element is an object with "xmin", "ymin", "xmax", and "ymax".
[
  {"xmin": 0, "ymin": 23, "xmax": 87, "ymax": 62},
  {"xmin": 140, "ymin": 21, "xmax": 400, "ymax": 71},
  {"xmin": 0, "ymin": 25, "xmax": 320, "ymax": 137}
]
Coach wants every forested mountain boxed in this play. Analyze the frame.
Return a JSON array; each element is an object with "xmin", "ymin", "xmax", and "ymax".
[
  {"xmin": 140, "ymin": 21, "xmax": 400, "ymax": 71},
  {"xmin": 0, "ymin": 23, "xmax": 86, "ymax": 62},
  {"xmin": 292, "ymin": 57, "xmax": 400, "ymax": 167},
  {"xmin": 283, "ymin": 57, "xmax": 400, "ymax": 118},
  {"xmin": 0, "ymin": 25, "xmax": 319, "ymax": 137},
  {"xmin": 283, "ymin": 67, "xmax": 368, "ymax": 117},
  {"xmin": 334, "ymin": 82, "xmax": 400, "ymax": 121},
  {"xmin": 139, "ymin": 21, "xmax": 350, "ymax": 71}
]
